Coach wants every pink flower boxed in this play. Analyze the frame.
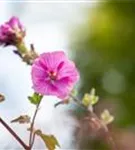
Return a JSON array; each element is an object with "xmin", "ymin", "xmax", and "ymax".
[
  {"xmin": 0, "ymin": 16, "xmax": 25, "ymax": 46},
  {"xmin": 31, "ymin": 51, "xmax": 79, "ymax": 99}
]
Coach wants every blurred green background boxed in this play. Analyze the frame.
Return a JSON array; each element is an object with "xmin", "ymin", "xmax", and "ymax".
[
  {"xmin": 70, "ymin": 1, "xmax": 135, "ymax": 149},
  {"xmin": 70, "ymin": 0, "xmax": 135, "ymax": 130}
]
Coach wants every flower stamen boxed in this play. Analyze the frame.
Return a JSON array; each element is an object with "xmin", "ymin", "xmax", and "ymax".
[{"xmin": 48, "ymin": 71, "xmax": 57, "ymax": 80}]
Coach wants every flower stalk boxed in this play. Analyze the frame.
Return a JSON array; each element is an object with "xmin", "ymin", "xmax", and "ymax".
[
  {"xmin": 14, "ymin": 42, "xmax": 38, "ymax": 65},
  {"xmin": 29, "ymin": 99, "xmax": 42, "ymax": 149},
  {"xmin": 16, "ymin": 42, "xmax": 28, "ymax": 54},
  {"xmin": 0, "ymin": 117, "xmax": 30, "ymax": 150}
]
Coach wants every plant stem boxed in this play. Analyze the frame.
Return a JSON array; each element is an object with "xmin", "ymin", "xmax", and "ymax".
[
  {"xmin": 16, "ymin": 42, "xmax": 28, "ymax": 54},
  {"xmin": 69, "ymin": 94, "xmax": 86, "ymax": 110},
  {"xmin": 29, "ymin": 100, "xmax": 42, "ymax": 148},
  {"xmin": 70, "ymin": 94, "xmax": 118, "ymax": 150},
  {"xmin": 0, "ymin": 117, "xmax": 30, "ymax": 150},
  {"xmin": 15, "ymin": 42, "xmax": 38, "ymax": 65},
  {"xmin": 30, "ymin": 131, "xmax": 36, "ymax": 147}
]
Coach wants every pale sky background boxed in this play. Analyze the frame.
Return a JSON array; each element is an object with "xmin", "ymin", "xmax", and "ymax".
[{"xmin": 0, "ymin": 1, "xmax": 95, "ymax": 149}]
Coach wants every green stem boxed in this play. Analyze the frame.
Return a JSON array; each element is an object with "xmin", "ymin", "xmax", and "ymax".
[
  {"xmin": 16, "ymin": 42, "xmax": 28, "ymax": 54},
  {"xmin": 29, "ymin": 100, "xmax": 42, "ymax": 149}
]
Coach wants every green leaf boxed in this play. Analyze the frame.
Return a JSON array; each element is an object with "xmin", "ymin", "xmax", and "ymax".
[
  {"xmin": 35, "ymin": 130, "xmax": 60, "ymax": 150},
  {"xmin": 28, "ymin": 92, "xmax": 43, "ymax": 105}
]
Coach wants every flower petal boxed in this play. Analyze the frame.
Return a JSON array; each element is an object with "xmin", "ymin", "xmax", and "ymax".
[
  {"xmin": 39, "ymin": 51, "xmax": 67, "ymax": 71},
  {"xmin": 58, "ymin": 59, "xmax": 79, "ymax": 82}
]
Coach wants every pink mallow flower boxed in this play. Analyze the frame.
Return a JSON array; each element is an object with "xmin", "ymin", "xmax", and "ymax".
[
  {"xmin": 31, "ymin": 51, "xmax": 79, "ymax": 99},
  {"xmin": 0, "ymin": 16, "xmax": 25, "ymax": 46}
]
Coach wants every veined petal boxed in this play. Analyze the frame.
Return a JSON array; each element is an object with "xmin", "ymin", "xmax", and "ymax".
[
  {"xmin": 31, "ymin": 51, "xmax": 79, "ymax": 99},
  {"xmin": 39, "ymin": 51, "xmax": 67, "ymax": 70},
  {"xmin": 54, "ymin": 78, "xmax": 73, "ymax": 98},
  {"xmin": 58, "ymin": 60, "xmax": 79, "ymax": 82}
]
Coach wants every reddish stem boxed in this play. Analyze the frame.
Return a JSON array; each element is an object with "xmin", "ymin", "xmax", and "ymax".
[
  {"xmin": 29, "ymin": 100, "xmax": 41, "ymax": 148},
  {"xmin": 0, "ymin": 117, "xmax": 30, "ymax": 150}
]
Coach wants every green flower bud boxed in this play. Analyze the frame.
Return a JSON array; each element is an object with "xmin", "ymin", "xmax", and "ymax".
[
  {"xmin": 82, "ymin": 88, "xmax": 99, "ymax": 107},
  {"xmin": 100, "ymin": 109, "xmax": 114, "ymax": 125}
]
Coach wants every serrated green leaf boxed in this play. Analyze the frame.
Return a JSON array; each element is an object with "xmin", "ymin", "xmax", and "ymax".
[
  {"xmin": 35, "ymin": 130, "xmax": 60, "ymax": 150},
  {"xmin": 28, "ymin": 92, "xmax": 43, "ymax": 105}
]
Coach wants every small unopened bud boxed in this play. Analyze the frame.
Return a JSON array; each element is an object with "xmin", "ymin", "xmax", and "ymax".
[
  {"xmin": 0, "ymin": 16, "xmax": 25, "ymax": 46},
  {"xmin": 100, "ymin": 109, "xmax": 114, "ymax": 125},
  {"xmin": 82, "ymin": 88, "xmax": 99, "ymax": 107}
]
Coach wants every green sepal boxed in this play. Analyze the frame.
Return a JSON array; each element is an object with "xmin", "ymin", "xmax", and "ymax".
[{"xmin": 28, "ymin": 92, "xmax": 43, "ymax": 105}]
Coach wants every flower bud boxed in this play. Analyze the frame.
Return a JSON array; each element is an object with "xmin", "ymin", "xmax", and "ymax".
[
  {"xmin": 100, "ymin": 109, "xmax": 114, "ymax": 125},
  {"xmin": 0, "ymin": 16, "xmax": 25, "ymax": 46},
  {"xmin": 82, "ymin": 88, "xmax": 99, "ymax": 107}
]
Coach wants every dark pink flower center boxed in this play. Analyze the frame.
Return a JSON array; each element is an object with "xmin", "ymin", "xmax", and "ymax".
[{"xmin": 48, "ymin": 71, "xmax": 57, "ymax": 81}]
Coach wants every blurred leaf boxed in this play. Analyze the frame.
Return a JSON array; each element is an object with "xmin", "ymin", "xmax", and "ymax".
[
  {"xmin": 0, "ymin": 94, "xmax": 5, "ymax": 103},
  {"xmin": 11, "ymin": 115, "xmax": 30, "ymax": 124},
  {"xmin": 28, "ymin": 92, "xmax": 43, "ymax": 105},
  {"xmin": 100, "ymin": 109, "xmax": 114, "ymax": 125},
  {"xmin": 35, "ymin": 130, "xmax": 60, "ymax": 150}
]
